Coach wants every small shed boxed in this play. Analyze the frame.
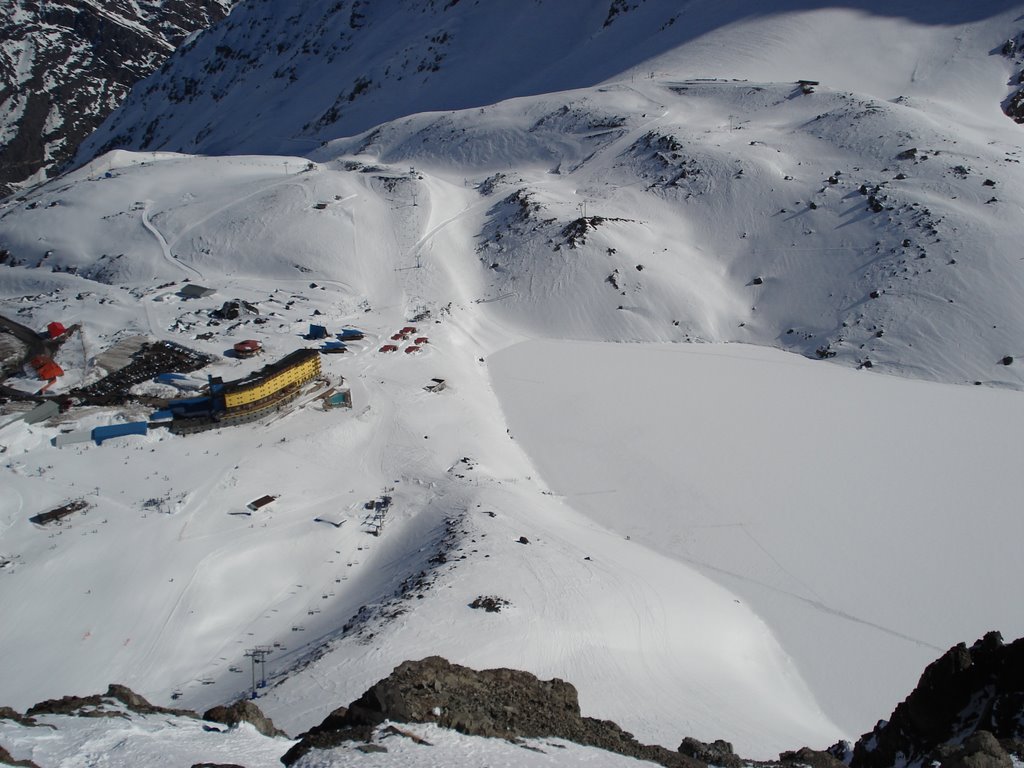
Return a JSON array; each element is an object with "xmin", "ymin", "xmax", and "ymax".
[
  {"xmin": 307, "ymin": 324, "xmax": 328, "ymax": 340},
  {"xmin": 313, "ymin": 511, "xmax": 346, "ymax": 527},
  {"xmin": 337, "ymin": 328, "xmax": 364, "ymax": 341},
  {"xmin": 400, "ymin": 326, "xmax": 417, "ymax": 335},
  {"xmin": 379, "ymin": 344, "xmax": 398, "ymax": 353},
  {"xmin": 404, "ymin": 345, "xmax": 421, "ymax": 354},
  {"xmin": 179, "ymin": 284, "xmax": 216, "ymax": 299},
  {"xmin": 30, "ymin": 499, "xmax": 89, "ymax": 526},
  {"xmin": 248, "ymin": 494, "xmax": 278, "ymax": 512},
  {"xmin": 46, "ymin": 321, "xmax": 67, "ymax": 339},
  {"xmin": 53, "ymin": 428, "xmax": 94, "ymax": 447},
  {"xmin": 233, "ymin": 340, "xmax": 262, "ymax": 358}
]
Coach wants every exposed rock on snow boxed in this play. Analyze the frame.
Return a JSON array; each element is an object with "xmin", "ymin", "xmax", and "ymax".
[
  {"xmin": 26, "ymin": 683, "xmax": 197, "ymax": 720},
  {"xmin": 2, "ymin": 637, "xmax": 1024, "ymax": 766},
  {"xmin": 852, "ymin": 632, "xmax": 1024, "ymax": 768},
  {"xmin": 282, "ymin": 656, "xmax": 701, "ymax": 767},
  {"xmin": 0, "ymin": 744, "xmax": 39, "ymax": 768},
  {"xmin": 203, "ymin": 700, "xmax": 287, "ymax": 739}
]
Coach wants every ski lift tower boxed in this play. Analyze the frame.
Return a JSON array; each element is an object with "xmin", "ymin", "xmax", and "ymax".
[{"xmin": 244, "ymin": 646, "xmax": 273, "ymax": 698}]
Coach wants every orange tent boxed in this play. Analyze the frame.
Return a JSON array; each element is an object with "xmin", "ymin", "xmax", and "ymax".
[{"xmin": 31, "ymin": 355, "xmax": 63, "ymax": 380}]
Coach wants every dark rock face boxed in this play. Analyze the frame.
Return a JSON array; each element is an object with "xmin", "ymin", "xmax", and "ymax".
[
  {"xmin": 202, "ymin": 699, "xmax": 287, "ymax": 739},
  {"xmin": 851, "ymin": 632, "xmax": 1024, "ymax": 768},
  {"xmin": 0, "ymin": 0, "xmax": 233, "ymax": 193},
  {"xmin": 282, "ymin": 656, "xmax": 702, "ymax": 767}
]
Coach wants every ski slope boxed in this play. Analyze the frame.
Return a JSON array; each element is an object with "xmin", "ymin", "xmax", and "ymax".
[
  {"xmin": 1, "ymin": 2, "xmax": 1024, "ymax": 764},
  {"xmin": 490, "ymin": 340, "xmax": 1024, "ymax": 735}
]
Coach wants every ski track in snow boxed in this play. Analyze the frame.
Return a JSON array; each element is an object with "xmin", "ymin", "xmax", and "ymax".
[{"xmin": 141, "ymin": 199, "xmax": 202, "ymax": 280}]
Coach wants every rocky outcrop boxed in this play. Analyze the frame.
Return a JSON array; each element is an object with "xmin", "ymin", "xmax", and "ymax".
[
  {"xmin": 852, "ymin": 631, "xmax": 1024, "ymax": 768},
  {"xmin": 678, "ymin": 736, "xmax": 742, "ymax": 767},
  {"xmin": 0, "ymin": 744, "xmax": 40, "ymax": 768},
  {"xmin": 5, "ymin": 634, "xmax": 1024, "ymax": 768},
  {"xmin": 281, "ymin": 637, "xmax": 1024, "ymax": 768},
  {"xmin": 25, "ymin": 684, "xmax": 197, "ymax": 719},
  {"xmin": 281, "ymin": 656, "xmax": 702, "ymax": 767},
  {"xmin": 203, "ymin": 700, "xmax": 287, "ymax": 739}
]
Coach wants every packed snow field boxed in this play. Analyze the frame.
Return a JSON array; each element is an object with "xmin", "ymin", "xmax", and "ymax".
[
  {"xmin": 0, "ymin": 711, "xmax": 658, "ymax": 768},
  {"xmin": 2, "ymin": 1, "xmax": 1024, "ymax": 766}
]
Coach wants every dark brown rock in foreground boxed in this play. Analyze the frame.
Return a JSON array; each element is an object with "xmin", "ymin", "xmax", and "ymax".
[
  {"xmin": 852, "ymin": 631, "xmax": 1024, "ymax": 768},
  {"xmin": 281, "ymin": 655, "xmax": 701, "ymax": 767}
]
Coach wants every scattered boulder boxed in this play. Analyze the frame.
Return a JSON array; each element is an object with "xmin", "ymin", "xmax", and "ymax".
[
  {"xmin": 1001, "ymin": 356, "xmax": 1014, "ymax": 366},
  {"xmin": 932, "ymin": 730, "xmax": 1013, "ymax": 768},
  {"xmin": 1008, "ymin": 89, "xmax": 1024, "ymax": 123},
  {"xmin": 26, "ymin": 693, "xmax": 122, "ymax": 719},
  {"xmin": 105, "ymin": 684, "xmax": 195, "ymax": 717},
  {"xmin": 26, "ymin": 684, "xmax": 197, "ymax": 720},
  {"xmin": 202, "ymin": 700, "xmax": 287, "ymax": 739},
  {"xmin": 469, "ymin": 595, "xmax": 510, "ymax": 613},
  {"xmin": 679, "ymin": 737, "xmax": 741, "ymax": 767},
  {"xmin": 778, "ymin": 746, "xmax": 847, "ymax": 767},
  {"xmin": 0, "ymin": 707, "xmax": 36, "ymax": 727}
]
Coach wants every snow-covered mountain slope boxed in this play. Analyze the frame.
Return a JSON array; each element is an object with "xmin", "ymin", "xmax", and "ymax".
[
  {"xmin": 1, "ymin": 2, "xmax": 1023, "ymax": 764},
  {"xmin": 75, "ymin": 0, "xmax": 1024, "ymax": 160},
  {"xmin": 0, "ymin": 710, "xmax": 674, "ymax": 768},
  {"xmin": 0, "ymin": 0, "xmax": 234, "ymax": 193},
  {"xmin": 0, "ymin": 148, "xmax": 844, "ymax": 756},
  {"xmin": 14, "ymin": 64, "xmax": 1024, "ymax": 386}
]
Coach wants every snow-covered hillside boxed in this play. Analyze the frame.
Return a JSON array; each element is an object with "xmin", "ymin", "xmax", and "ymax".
[
  {"xmin": 77, "ymin": 0, "xmax": 1024, "ymax": 159},
  {"xmin": 1, "ymin": 1, "xmax": 1024, "ymax": 765},
  {"xmin": 0, "ymin": 0, "xmax": 234, "ymax": 193}
]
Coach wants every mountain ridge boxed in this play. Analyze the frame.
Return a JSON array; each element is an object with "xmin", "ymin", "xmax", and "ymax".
[{"xmin": 0, "ymin": 0, "xmax": 234, "ymax": 194}]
